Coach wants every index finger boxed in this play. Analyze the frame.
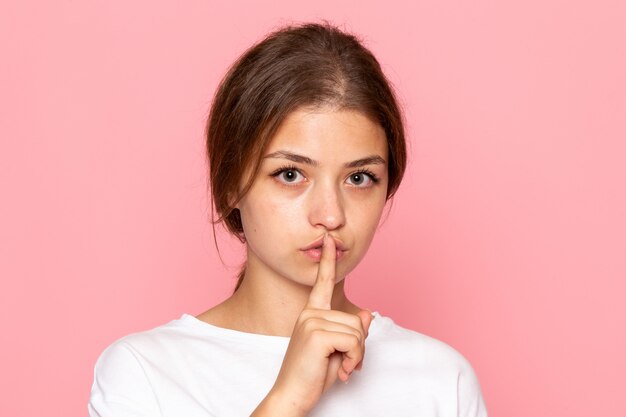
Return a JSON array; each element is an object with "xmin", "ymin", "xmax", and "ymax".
[{"xmin": 306, "ymin": 233, "xmax": 336, "ymax": 310}]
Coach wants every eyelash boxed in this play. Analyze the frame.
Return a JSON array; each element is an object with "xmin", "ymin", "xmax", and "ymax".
[{"xmin": 269, "ymin": 164, "xmax": 380, "ymax": 186}]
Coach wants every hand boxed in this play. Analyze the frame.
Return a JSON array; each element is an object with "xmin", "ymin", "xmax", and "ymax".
[{"xmin": 266, "ymin": 233, "xmax": 374, "ymax": 415}]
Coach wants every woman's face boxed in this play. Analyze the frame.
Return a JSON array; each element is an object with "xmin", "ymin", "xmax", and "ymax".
[{"xmin": 237, "ymin": 107, "xmax": 389, "ymax": 286}]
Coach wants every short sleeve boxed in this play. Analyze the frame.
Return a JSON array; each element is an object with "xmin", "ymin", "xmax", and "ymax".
[
  {"xmin": 457, "ymin": 360, "xmax": 488, "ymax": 417},
  {"xmin": 88, "ymin": 341, "xmax": 162, "ymax": 417}
]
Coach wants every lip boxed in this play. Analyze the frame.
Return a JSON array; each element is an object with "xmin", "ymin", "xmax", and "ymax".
[{"xmin": 300, "ymin": 235, "xmax": 347, "ymax": 262}]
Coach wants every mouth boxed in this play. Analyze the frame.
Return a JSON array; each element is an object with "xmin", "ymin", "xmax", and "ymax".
[{"xmin": 300, "ymin": 235, "xmax": 347, "ymax": 262}]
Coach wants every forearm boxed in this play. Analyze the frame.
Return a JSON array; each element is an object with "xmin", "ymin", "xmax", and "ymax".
[{"xmin": 250, "ymin": 390, "xmax": 308, "ymax": 417}]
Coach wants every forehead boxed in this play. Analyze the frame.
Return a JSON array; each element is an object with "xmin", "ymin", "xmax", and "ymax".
[{"xmin": 265, "ymin": 108, "xmax": 388, "ymax": 161}]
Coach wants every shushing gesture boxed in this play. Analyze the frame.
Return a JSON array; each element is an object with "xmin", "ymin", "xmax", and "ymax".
[{"xmin": 253, "ymin": 234, "xmax": 375, "ymax": 416}]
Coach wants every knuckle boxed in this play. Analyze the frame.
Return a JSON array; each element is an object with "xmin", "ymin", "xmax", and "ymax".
[
  {"xmin": 299, "ymin": 309, "xmax": 311, "ymax": 321},
  {"xmin": 349, "ymin": 315, "xmax": 362, "ymax": 330},
  {"xmin": 349, "ymin": 333, "xmax": 361, "ymax": 347},
  {"xmin": 348, "ymin": 317, "xmax": 364, "ymax": 339},
  {"xmin": 352, "ymin": 317, "xmax": 365, "ymax": 336},
  {"xmin": 350, "ymin": 328, "xmax": 362, "ymax": 343},
  {"xmin": 308, "ymin": 329, "xmax": 327, "ymax": 349},
  {"xmin": 298, "ymin": 309, "xmax": 316, "ymax": 324},
  {"xmin": 301, "ymin": 317, "xmax": 319, "ymax": 332},
  {"xmin": 309, "ymin": 328, "xmax": 326, "ymax": 345}
]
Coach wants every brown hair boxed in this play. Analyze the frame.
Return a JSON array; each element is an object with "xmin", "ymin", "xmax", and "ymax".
[{"xmin": 206, "ymin": 22, "xmax": 407, "ymax": 292}]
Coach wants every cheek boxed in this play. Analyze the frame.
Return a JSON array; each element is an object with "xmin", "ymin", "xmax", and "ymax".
[
  {"xmin": 351, "ymin": 195, "xmax": 386, "ymax": 228},
  {"xmin": 347, "ymin": 199, "xmax": 386, "ymax": 255},
  {"xmin": 239, "ymin": 193, "xmax": 305, "ymax": 244}
]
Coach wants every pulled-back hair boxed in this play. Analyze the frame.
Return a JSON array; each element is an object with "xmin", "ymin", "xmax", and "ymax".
[{"xmin": 206, "ymin": 22, "xmax": 407, "ymax": 291}]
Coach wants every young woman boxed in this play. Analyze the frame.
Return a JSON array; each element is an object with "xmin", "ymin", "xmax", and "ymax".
[{"xmin": 89, "ymin": 22, "xmax": 488, "ymax": 417}]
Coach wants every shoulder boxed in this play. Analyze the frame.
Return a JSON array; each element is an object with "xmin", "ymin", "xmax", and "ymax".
[
  {"xmin": 88, "ymin": 316, "xmax": 190, "ymax": 416},
  {"xmin": 91, "ymin": 315, "xmax": 193, "ymax": 374},
  {"xmin": 367, "ymin": 312, "xmax": 488, "ymax": 416},
  {"xmin": 89, "ymin": 337, "xmax": 161, "ymax": 416},
  {"xmin": 369, "ymin": 312, "xmax": 473, "ymax": 370}
]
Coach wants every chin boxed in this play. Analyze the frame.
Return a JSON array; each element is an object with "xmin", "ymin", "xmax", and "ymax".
[{"xmin": 284, "ymin": 269, "xmax": 347, "ymax": 288}]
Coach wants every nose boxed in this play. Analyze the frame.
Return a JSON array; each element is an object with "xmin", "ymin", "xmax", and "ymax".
[{"xmin": 307, "ymin": 180, "xmax": 346, "ymax": 231}]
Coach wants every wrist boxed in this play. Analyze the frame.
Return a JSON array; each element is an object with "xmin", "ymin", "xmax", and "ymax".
[{"xmin": 251, "ymin": 388, "xmax": 308, "ymax": 417}]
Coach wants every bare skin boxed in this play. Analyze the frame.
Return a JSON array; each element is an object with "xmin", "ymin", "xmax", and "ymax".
[
  {"xmin": 196, "ymin": 265, "xmax": 362, "ymax": 337},
  {"xmin": 198, "ymin": 235, "xmax": 372, "ymax": 416},
  {"xmin": 197, "ymin": 109, "xmax": 384, "ymax": 415}
]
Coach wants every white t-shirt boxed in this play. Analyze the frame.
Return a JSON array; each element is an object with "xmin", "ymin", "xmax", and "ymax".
[{"xmin": 88, "ymin": 312, "xmax": 488, "ymax": 416}]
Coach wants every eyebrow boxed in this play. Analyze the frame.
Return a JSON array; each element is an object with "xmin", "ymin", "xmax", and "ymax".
[{"xmin": 264, "ymin": 150, "xmax": 386, "ymax": 168}]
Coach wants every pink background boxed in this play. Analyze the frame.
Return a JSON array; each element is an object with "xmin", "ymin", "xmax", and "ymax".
[{"xmin": 1, "ymin": 1, "xmax": 625, "ymax": 416}]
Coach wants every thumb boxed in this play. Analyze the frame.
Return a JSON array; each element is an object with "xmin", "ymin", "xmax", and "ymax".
[
  {"xmin": 357, "ymin": 310, "xmax": 374, "ymax": 337},
  {"xmin": 323, "ymin": 351, "xmax": 343, "ymax": 393},
  {"xmin": 355, "ymin": 310, "xmax": 374, "ymax": 372}
]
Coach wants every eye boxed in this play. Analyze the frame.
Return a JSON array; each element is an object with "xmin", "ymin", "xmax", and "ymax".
[
  {"xmin": 271, "ymin": 167, "xmax": 306, "ymax": 185},
  {"xmin": 346, "ymin": 171, "xmax": 378, "ymax": 187}
]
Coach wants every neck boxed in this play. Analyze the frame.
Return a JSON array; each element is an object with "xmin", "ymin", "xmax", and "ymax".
[{"xmin": 197, "ymin": 257, "xmax": 361, "ymax": 337}]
